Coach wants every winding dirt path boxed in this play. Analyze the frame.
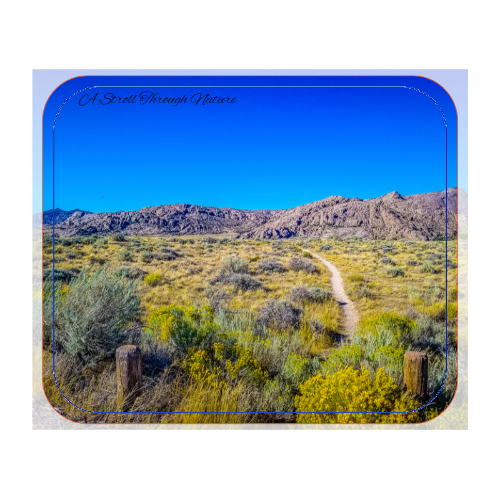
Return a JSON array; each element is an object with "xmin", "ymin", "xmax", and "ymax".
[{"xmin": 305, "ymin": 251, "xmax": 359, "ymax": 338}]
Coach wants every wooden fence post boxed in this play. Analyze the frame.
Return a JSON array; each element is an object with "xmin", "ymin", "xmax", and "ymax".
[
  {"xmin": 403, "ymin": 351, "xmax": 428, "ymax": 403},
  {"xmin": 116, "ymin": 345, "xmax": 142, "ymax": 410}
]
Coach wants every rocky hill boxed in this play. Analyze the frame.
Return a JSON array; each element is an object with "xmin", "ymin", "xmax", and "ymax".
[
  {"xmin": 50, "ymin": 188, "xmax": 466, "ymax": 240},
  {"xmin": 39, "ymin": 208, "xmax": 93, "ymax": 226},
  {"xmin": 241, "ymin": 188, "xmax": 463, "ymax": 241},
  {"xmin": 54, "ymin": 204, "xmax": 281, "ymax": 237}
]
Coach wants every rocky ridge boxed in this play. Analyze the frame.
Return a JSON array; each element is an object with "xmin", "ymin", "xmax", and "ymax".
[
  {"xmin": 40, "ymin": 208, "xmax": 93, "ymax": 226},
  {"xmin": 241, "ymin": 188, "xmax": 463, "ymax": 241},
  {"xmin": 53, "ymin": 204, "xmax": 281, "ymax": 237},
  {"xmin": 46, "ymin": 188, "xmax": 466, "ymax": 241}
]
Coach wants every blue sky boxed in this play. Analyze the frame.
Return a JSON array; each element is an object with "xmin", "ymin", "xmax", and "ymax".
[{"xmin": 42, "ymin": 75, "xmax": 457, "ymax": 213}]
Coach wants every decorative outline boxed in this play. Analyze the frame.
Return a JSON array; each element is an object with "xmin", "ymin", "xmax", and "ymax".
[{"xmin": 42, "ymin": 75, "xmax": 454, "ymax": 421}]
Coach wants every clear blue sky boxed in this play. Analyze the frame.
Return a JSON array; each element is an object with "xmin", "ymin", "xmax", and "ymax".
[{"xmin": 43, "ymin": 75, "xmax": 457, "ymax": 213}]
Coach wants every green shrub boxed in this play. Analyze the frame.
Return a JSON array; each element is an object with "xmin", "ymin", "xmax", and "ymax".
[
  {"xmin": 154, "ymin": 248, "xmax": 180, "ymax": 261},
  {"xmin": 222, "ymin": 256, "xmax": 249, "ymax": 274},
  {"xmin": 205, "ymin": 286, "xmax": 229, "ymax": 314},
  {"xmin": 43, "ymin": 266, "xmax": 140, "ymax": 364},
  {"xmin": 425, "ymin": 252, "xmax": 441, "ymax": 262},
  {"xmin": 127, "ymin": 267, "xmax": 147, "ymax": 280},
  {"xmin": 89, "ymin": 256, "xmax": 106, "ymax": 265},
  {"xmin": 71, "ymin": 236, "xmax": 90, "ymax": 245},
  {"xmin": 258, "ymin": 260, "xmax": 286, "ymax": 274},
  {"xmin": 112, "ymin": 233, "xmax": 126, "ymax": 242},
  {"xmin": 420, "ymin": 261, "xmax": 438, "ymax": 274},
  {"xmin": 118, "ymin": 248, "xmax": 134, "ymax": 262},
  {"xmin": 139, "ymin": 251, "xmax": 153, "ymax": 264},
  {"xmin": 260, "ymin": 380, "xmax": 295, "ymax": 418},
  {"xmin": 113, "ymin": 266, "xmax": 129, "ymax": 279},
  {"xmin": 225, "ymin": 273, "xmax": 261, "ymax": 291},
  {"xmin": 289, "ymin": 258, "xmax": 316, "ymax": 273},
  {"xmin": 288, "ymin": 286, "xmax": 312, "ymax": 303},
  {"xmin": 308, "ymin": 320, "xmax": 327, "ymax": 335},
  {"xmin": 387, "ymin": 267, "xmax": 404, "ymax": 277},
  {"xmin": 357, "ymin": 285, "xmax": 374, "ymax": 298},
  {"xmin": 279, "ymin": 353, "xmax": 317, "ymax": 391},
  {"xmin": 380, "ymin": 257, "xmax": 395, "ymax": 265},
  {"xmin": 43, "ymin": 268, "xmax": 77, "ymax": 284},
  {"xmin": 43, "ymin": 236, "xmax": 55, "ymax": 246},
  {"xmin": 289, "ymin": 286, "xmax": 332, "ymax": 304},
  {"xmin": 257, "ymin": 299, "xmax": 302, "ymax": 332}
]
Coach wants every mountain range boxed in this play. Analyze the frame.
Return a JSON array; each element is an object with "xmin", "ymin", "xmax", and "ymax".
[
  {"xmin": 34, "ymin": 208, "xmax": 93, "ymax": 227},
  {"xmin": 39, "ymin": 188, "xmax": 466, "ymax": 240}
]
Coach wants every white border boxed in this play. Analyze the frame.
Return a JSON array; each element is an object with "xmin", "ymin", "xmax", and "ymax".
[
  {"xmin": 31, "ymin": 424, "xmax": 469, "ymax": 438},
  {"xmin": 31, "ymin": 63, "xmax": 469, "ymax": 437},
  {"xmin": 31, "ymin": 63, "xmax": 469, "ymax": 70}
]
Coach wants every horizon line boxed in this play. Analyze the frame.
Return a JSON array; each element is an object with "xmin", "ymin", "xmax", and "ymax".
[{"xmin": 36, "ymin": 187, "xmax": 463, "ymax": 216}]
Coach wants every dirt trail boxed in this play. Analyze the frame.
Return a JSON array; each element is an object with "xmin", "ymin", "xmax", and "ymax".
[{"xmin": 305, "ymin": 251, "xmax": 359, "ymax": 337}]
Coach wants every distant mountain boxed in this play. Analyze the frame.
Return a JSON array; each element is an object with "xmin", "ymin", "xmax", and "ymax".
[
  {"xmin": 51, "ymin": 188, "xmax": 466, "ymax": 241},
  {"xmin": 37, "ymin": 208, "xmax": 93, "ymax": 227},
  {"xmin": 241, "ymin": 188, "xmax": 464, "ymax": 240},
  {"xmin": 55, "ymin": 204, "xmax": 281, "ymax": 237}
]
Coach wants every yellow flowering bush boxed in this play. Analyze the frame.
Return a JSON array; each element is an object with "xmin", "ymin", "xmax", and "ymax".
[
  {"xmin": 183, "ymin": 347, "xmax": 225, "ymax": 390},
  {"xmin": 144, "ymin": 273, "xmax": 162, "ymax": 287},
  {"xmin": 295, "ymin": 367, "xmax": 421, "ymax": 423},
  {"xmin": 146, "ymin": 304, "xmax": 218, "ymax": 352},
  {"xmin": 213, "ymin": 342, "xmax": 225, "ymax": 360},
  {"xmin": 184, "ymin": 341, "xmax": 267, "ymax": 389},
  {"xmin": 226, "ymin": 345, "xmax": 267, "ymax": 386}
]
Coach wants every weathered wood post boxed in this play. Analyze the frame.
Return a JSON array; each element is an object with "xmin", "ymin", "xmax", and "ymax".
[
  {"xmin": 403, "ymin": 351, "xmax": 428, "ymax": 403},
  {"xmin": 116, "ymin": 345, "xmax": 142, "ymax": 410}
]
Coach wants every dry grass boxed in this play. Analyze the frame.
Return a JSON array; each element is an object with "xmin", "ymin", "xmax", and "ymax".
[
  {"xmin": 310, "ymin": 238, "xmax": 457, "ymax": 321},
  {"xmin": 45, "ymin": 235, "xmax": 340, "ymax": 346},
  {"xmin": 42, "ymin": 233, "xmax": 457, "ymax": 423}
]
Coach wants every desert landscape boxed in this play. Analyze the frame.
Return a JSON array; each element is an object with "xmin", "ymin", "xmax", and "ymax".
[{"xmin": 41, "ymin": 188, "xmax": 462, "ymax": 423}]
